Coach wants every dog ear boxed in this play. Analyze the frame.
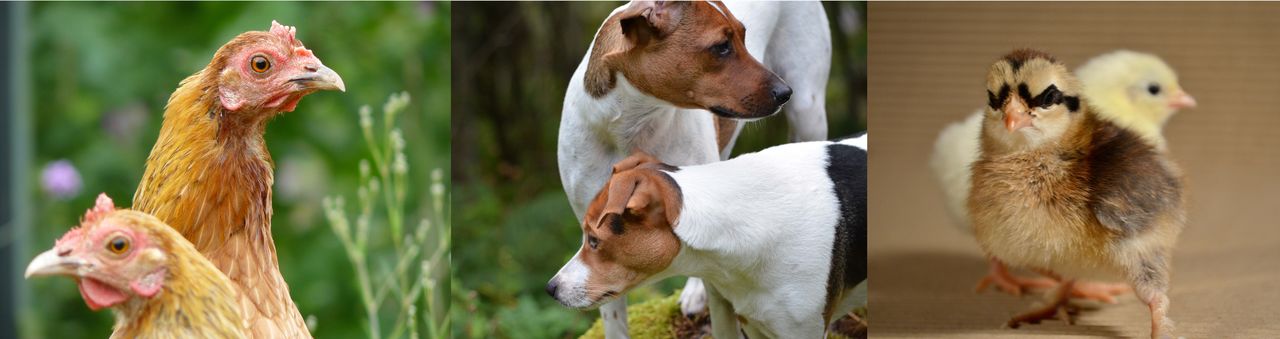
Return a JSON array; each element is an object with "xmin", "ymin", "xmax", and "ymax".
[
  {"xmin": 593, "ymin": 172, "xmax": 680, "ymax": 235},
  {"xmin": 618, "ymin": 1, "xmax": 682, "ymax": 48},
  {"xmin": 612, "ymin": 149, "xmax": 662, "ymax": 174}
]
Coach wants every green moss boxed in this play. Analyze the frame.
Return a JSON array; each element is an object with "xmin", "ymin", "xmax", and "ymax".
[
  {"xmin": 578, "ymin": 293, "xmax": 868, "ymax": 339},
  {"xmin": 579, "ymin": 290, "xmax": 684, "ymax": 339}
]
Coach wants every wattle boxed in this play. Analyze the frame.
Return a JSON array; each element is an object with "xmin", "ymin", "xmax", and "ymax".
[{"xmin": 78, "ymin": 278, "xmax": 128, "ymax": 310}]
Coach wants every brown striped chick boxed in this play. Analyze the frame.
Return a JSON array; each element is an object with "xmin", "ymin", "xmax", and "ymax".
[
  {"xmin": 969, "ymin": 49, "xmax": 1184, "ymax": 338},
  {"xmin": 931, "ymin": 50, "xmax": 1196, "ymax": 300}
]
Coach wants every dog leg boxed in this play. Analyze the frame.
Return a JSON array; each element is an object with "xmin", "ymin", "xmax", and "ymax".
[
  {"xmin": 706, "ymin": 283, "xmax": 742, "ymax": 339},
  {"xmin": 600, "ymin": 298, "xmax": 630, "ymax": 339},
  {"xmin": 678, "ymin": 277, "xmax": 709, "ymax": 316}
]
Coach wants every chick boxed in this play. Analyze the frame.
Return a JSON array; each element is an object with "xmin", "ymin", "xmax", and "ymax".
[
  {"xmin": 930, "ymin": 51, "xmax": 1195, "ymax": 298},
  {"xmin": 969, "ymin": 49, "xmax": 1185, "ymax": 338}
]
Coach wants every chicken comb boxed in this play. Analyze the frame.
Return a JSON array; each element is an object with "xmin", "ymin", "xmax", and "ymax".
[
  {"xmin": 82, "ymin": 193, "xmax": 117, "ymax": 228},
  {"xmin": 54, "ymin": 193, "xmax": 116, "ymax": 247},
  {"xmin": 270, "ymin": 20, "xmax": 298, "ymax": 43}
]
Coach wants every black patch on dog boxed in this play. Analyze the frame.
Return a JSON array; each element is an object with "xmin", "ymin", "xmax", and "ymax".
[
  {"xmin": 1086, "ymin": 121, "xmax": 1181, "ymax": 237},
  {"xmin": 822, "ymin": 142, "xmax": 867, "ymax": 320}
]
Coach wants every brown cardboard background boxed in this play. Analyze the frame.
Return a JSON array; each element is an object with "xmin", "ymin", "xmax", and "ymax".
[{"xmin": 868, "ymin": 2, "xmax": 1280, "ymax": 338}]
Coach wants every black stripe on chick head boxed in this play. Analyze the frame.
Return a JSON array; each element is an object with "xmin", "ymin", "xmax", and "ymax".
[
  {"xmin": 1019, "ymin": 83, "xmax": 1082, "ymax": 113},
  {"xmin": 987, "ymin": 83, "xmax": 1010, "ymax": 110},
  {"xmin": 1003, "ymin": 49, "xmax": 1057, "ymax": 72}
]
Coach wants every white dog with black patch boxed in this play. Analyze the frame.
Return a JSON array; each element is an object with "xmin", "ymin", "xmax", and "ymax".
[{"xmin": 549, "ymin": 134, "xmax": 866, "ymax": 339}]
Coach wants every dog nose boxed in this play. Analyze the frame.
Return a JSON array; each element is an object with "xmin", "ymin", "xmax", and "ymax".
[
  {"xmin": 772, "ymin": 83, "xmax": 793, "ymax": 104},
  {"xmin": 545, "ymin": 279, "xmax": 560, "ymax": 297}
]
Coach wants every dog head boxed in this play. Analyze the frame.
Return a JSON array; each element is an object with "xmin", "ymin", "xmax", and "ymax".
[
  {"xmin": 585, "ymin": 1, "xmax": 792, "ymax": 119},
  {"xmin": 547, "ymin": 151, "xmax": 684, "ymax": 309}
]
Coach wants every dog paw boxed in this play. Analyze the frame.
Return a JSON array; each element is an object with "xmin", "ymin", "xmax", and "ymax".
[{"xmin": 679, "ymin": 278, "xmax": 708, "ymax": 316}]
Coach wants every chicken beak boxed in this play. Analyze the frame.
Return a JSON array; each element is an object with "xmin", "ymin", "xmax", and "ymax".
[
  {"xmin": 25, "ymin": 248, "xmax": 85, "ymax": 279},
  {"xmin": 291, "ymin": 63, "xmax": 346, "ymax": 93},
  {"xmin": 1002, "ymin": 99, "xmax": 1033, "ymax": 132},
  {"xmin": 1170, "ymin": 91, "xmax": 1197, "ymax": 110}
]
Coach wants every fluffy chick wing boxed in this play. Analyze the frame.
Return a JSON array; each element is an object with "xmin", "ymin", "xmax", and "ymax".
[
  {"xmin": 1086, "ymin": 123, "xmax": 1183, "ymax": 236},
  {"xmin": 930, "ymin": 111, "xmax": 984, "ymax": 232}
]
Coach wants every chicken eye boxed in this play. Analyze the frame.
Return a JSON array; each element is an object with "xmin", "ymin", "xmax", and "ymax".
[
  {"xmin": 588, "ymin": 236, "xmax": 600, "ymax": 250},
  {"xmin": 250, "ymin": 55, "xmax": 271, "ymax": 73},
  {"xmin": 1147, "ymin": 84, "xmax": 1161, "ymax": 95},
  {"xmin": 710, "ymin": 41, "xmax": 732, "ymax": 58},
  {"xmin": 107, "ymin": 237, "xmax": 130, "ymax": 254}
]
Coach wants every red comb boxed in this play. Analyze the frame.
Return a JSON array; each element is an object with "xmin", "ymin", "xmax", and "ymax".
[
  {"xmin": 269, "ymin": 20, "xmax": 297, "ymax": 43},
  {"xmin": 54, "ymin": 193, "xmax": 115, "ymax": 247},
  {"xmin": 82, "ymin": 193, "xmax": 117, "ymax": 227}
]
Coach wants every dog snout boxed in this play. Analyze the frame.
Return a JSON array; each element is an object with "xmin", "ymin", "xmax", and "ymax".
[
  {"xmin": 545, "ymin": 278, "xmax": 560, "ymax": 298},
  {"xmin": 771, "ymin": 82, "xmax": 793, "ymax": 105}
]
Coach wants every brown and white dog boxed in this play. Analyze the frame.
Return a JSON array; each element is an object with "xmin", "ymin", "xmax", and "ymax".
[
  {"xmin": 557, "ymin": 1, "xmax": 831, "ymax": 337},
  {"xmin": 549, "ymin": 135, "xmax": 867, "ymax": 339}
]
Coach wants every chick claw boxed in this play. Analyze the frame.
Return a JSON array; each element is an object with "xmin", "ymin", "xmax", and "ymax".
[
  {"xmin": 1007, "ymin": 280, "xmax": 1080, "ymax": 328},
  {"xmin": 975, "ymin": 260, "xmax": 1057, "ymax": 296}
]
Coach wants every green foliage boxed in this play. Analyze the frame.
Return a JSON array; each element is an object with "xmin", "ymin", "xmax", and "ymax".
[
  {"xmin": 22, "ymin": 3, "xmax": 450, "ymax": 338},
  {"xmin": 323, "ymin": 92, "xmax": 450, "ymax": 339}
]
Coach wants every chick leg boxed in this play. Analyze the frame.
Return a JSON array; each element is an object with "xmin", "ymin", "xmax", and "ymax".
[
  {"xmin": 1006, "ymin": 279, "xmax": 1080, "ymax": 328},
  {"xmin": 976, "ymin": 258, "xmax": 1058, "ymax": 296},
  {"xmin": 1130, "ymin": 257, "xmax": 1174, "ymax": 339},
  {"xmin": 1035, "ymin": 269, "xmax": 1131, "ymax": 303}
]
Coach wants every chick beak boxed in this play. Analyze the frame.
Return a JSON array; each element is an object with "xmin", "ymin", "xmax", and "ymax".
[
  {"xmin": 1170, "ymin": 91, "xmax": 1197, "ymax": 110},
  {"xmin": 1002, "ymin": 98, "xmax": 1033, "ymax": 132},
  {"xmin": 291, "ymin": 63, "xmax": 346, "ymax": 93},
  {"xmin": 25, "ymin": 248, "xmax": 85, "ymax": 279}
]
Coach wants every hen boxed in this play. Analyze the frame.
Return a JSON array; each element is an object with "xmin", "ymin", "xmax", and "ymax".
[
  {"xmin": 131, "ymin": 21, "xmax": 344, "ymax": 338},
  {"xmin": 26, "ymin": 194, "xmax": 245, "ymax": 339}
]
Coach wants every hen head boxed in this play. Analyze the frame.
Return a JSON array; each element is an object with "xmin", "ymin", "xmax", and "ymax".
[
  {"xmin": 983, "ymin": 49, "xmax": 1084, "ymax": 152},
  {"xmin": 209, "ymin": 20, "xmax": 344, "ymax": 116},
  {"xmin": 26, "ymin": 194, "xmax": 178, "ymax": 311}
]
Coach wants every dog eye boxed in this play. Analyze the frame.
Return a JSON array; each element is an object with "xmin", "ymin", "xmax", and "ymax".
[
  {"xmin": 588, "ymin": 236, "xmax": 600, "ymax": 250},
  {"xmin": 710, "ymin": 41, "xmax": 731, "ymax": 58},
  {"xmin": 1147, "ymin": 83, "xmax": 1161, "ymax": 95}
]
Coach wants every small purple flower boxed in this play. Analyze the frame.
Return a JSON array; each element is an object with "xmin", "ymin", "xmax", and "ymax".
[{"xmin": 41, "ymin": 160, "xmax": 82, "ymax": 200}]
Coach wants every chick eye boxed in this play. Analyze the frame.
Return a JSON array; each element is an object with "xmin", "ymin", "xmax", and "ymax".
[
  {"xmin": 587, "ymin": 236, "xmax": 600, "ymax": 250},
  {"xmin": 250, "ymin": 55, "xmax": 271, "ymax": 73},
  {"xmin": 710, "ymin": 41, "xmax": 732, "ymax": 58},
  {"xmin": 1147, "ymin": 84, "xmax": 1161, "ymax": 95},
  {"xmin": 107, "ymin": 236, "xmax": 130, "ymax": 254}
]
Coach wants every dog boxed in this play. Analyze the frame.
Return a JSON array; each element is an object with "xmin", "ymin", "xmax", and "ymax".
[
  {"xmin": 549, "ymin": 134, "xmax": 867, "ymax": 338},
  {"xmin": 557, "ymin": 1, "xmax": 831, "ymax": 337}
]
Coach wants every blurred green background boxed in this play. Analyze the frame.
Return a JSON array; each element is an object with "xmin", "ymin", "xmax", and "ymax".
[
  {"xmin": 9, "ymin": 2, "xmax": 450, "ymax": 338},
  {"xmin": 450, "ymin": 2, "xmax": 866, "ymax": 338}
]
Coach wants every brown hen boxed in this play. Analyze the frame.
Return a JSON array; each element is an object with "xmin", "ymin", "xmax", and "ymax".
[
  {"xmin": 27, "ymin": 194, "xmax": 246, "ymax": 339},
  {"xmin": 131, "ymin": 21, "xmax": 344, "ymax": 338}
]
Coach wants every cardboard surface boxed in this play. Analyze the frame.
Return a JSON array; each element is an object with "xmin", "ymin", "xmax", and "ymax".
[{"xmin": 867, "ymin": 2, "xmax": 1280, "ymax": 338}]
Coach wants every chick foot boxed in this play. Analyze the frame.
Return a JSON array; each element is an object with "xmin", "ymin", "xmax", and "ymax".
[
  {"xmin": 1007, "ymin": 280, "xmax": 1080, "ymax": 328},
  {"xmin": 1069, "ymin": 281, "xmax": 1131, "ymax": 304},
  {"xmin": 975, "ymin": 259, "xmax": 1057, "ymax": 296}
]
